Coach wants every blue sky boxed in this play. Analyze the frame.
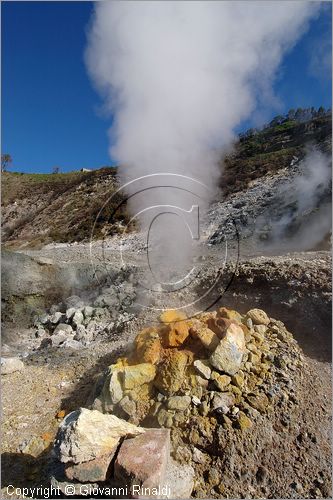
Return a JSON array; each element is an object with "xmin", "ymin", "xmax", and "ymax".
[{"xmin": 2, "ymin": 1, "xmax": 332, "ymax": 174}]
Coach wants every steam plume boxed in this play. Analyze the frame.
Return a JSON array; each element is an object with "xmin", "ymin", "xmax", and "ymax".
[{"xmin": 86, "ymin": 2, "xmax": 318, "ymax": 283}]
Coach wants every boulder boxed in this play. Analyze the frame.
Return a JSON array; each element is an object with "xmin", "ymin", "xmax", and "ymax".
[
  {"xmin": 114, "ymin": 428, "xmax": 170, "ymax": 490},
  {"xmin": 210, "ymin": 323, "xmax": 245, "ymax": 375},
  {"xmin": 246, "ymin": 309, "xmax": 270, "ymax": 326},
  {"xmin": 1, "ymin": 357, "xmax": 24, "ymax": 375},
  {"xmin": 54, "ymin": 407, "xmax": 145, "ymax": 464},
  {"xmin": 95, "ymin": 364, "xmax": 125, "ymax": 410}
]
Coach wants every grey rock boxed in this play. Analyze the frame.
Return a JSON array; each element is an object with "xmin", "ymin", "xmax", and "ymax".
[
  {"xmin": 83, "ymin": 306, "xmax": 94, "ymax": 318},
  {"xmin": 164, "ymin": 458, "xmax": 195, "ymax": 499},
  {"xmin": 65, "ymin": 308, "xmax": 76, "ymax": 320},
  {"xmin": 72, "ymin": 310, "xmax": 84, "ymax": 327},
  {"xmin": 61, "ymin": 339, "xmax": 84, "ymax": 350},
  {"xmin": 1, "ymin": 357, "xmax": 24, "ymax": 375},
  {"xmin": 210, "ymin": 323, "xmax": 245, "ymax": 375},
  {"xmin": 49, "ymin": 312, "xmax": 63, "ymax": 325},
  {"xmin": 64, "ymin": 295, "xmax": 85, "ymax": 309},
  {"xmin": 53, "ymin": 323, "xmax": 73, "ymax": 336},
  {"xmin": 193, "ymin": 359, "xmax": 211, "ymax": 379}
]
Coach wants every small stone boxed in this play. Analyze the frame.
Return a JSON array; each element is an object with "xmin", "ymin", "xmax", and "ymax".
[
  {"xmin": 1, "ymin": 357, "xmax": 24, "ymax": 375},
  {"xmin": 65, "ymin": 308, "xmax": 76, "ymax": 320},
  {"xmin": 189, "ymin": 321, "xmax": 220, "ymax": 351},
  {"xmin": 211, "ymin": 392, "xmax": 235, "ymax": 413},
  {"xmin": 217, "ymin": 307, "xmax": 243, "ymax": 323},
  {"xmin": 50, "ymin": 312, "xmax": 63, "ymax": 324},
  {"xmin": 231, "ymin": 406, "xmax": 239, "ymax": 415},
  {"xmin": 157, "ymin": 408, "xmax": 174, "ymax": 428},
  {"xmin": 193, "ymin": 359, "xmax": 211, "ymax": 380},
  {"xmin": 254, "ymin": 324, "xmax": 267, "ymax": 335},
  {"xmin": 231, "ymin": 372, "xmax": 244, "ymax": 389},
  {"xmin": 54, "ymin": 408, "xmax": 144, "ymax": 464},
  {"xmin": 64, "ymin": 295, "xmax": 84, "ymax": 309},
  {"xmin": 72, "ymin": 310, "xmax": 84, "ymax": 327},
  {"xmin": 39, "ymin": 314, "xmax": 49, "ymax": 325},
  {"xmin": 163, "ymin": 321, "xmax": 190, "ymax": 347},
  {"xmin": 246, "ymin": 309, "xmax": 270, "ymax": 326},
  {"xmin": 115, "ymin": 428, "xmax": 170, "ymax": 490},
  {"xmin": 246, "ymin": 318, "xmax": 253, "ymax": 329},
  {"xmin": 167, "ymin": 395, "xmax": 191, "ymax": 411},
  {"xmin": 83, "ymin": 306, "xmax": 94, "ymax": 318},
  {"xmin": 211, "ymin": 372, "xmax": 231, "ymax": 391},
  {"xmin": 61, "ymin": 339, "xmax": 83, "ymax": 350},
  {"xmin": 53, "ymin": 323, "xmax": 73, "ymax": 335},
  {"xmin": 192, "ymin": 396, "xmax": 201, "ymax": 406},
  {"xmin": 192, "ymin": 447, "xmax": 207, "ymax": 464},
  {"xmin": 50, "ymin": 332, "xmax": 69, "ymax": 347},
  {"xmin": 133, "ymin": 328, "xmax": 161, "ymax": 364}
]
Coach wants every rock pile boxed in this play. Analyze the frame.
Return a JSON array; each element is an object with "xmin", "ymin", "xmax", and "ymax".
[
  {"xmin": 34, "ymin": 283, "xmax": 136, "ymax": 349},
  {"xmin": 51, "ymin": 306, "xmax": 306, "ymax": 498},
  {"xmin": 92, "ymin": 306, "xmax": 300, "ymax": 431}
]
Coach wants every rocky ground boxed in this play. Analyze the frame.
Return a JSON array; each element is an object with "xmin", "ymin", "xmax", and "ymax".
[{"xmin": 1, "ymin": 237, "xmax": 332, "ymax": 498}]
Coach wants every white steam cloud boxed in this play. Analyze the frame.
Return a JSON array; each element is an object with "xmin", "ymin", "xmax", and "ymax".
[{"xmin": 85, "ymin": 1, "xmax": 319, "ymax": 283}]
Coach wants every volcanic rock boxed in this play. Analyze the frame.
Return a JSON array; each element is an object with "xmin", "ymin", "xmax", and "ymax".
[
  {"xmin": 193, "ymin": 359, "xmax": 211, "ymax": 380},
  {"xmin": 65, "ymin": 451, "xmax": 115, "ymax": 482},
  {"xmin": 54, "ymin": 407, "xmax": 144, "ymax": 464},
  {"xmin": 167, "ymin": 396, "xmax": 191, "ymax": 411},
  {"xmin": 133, "ymin": 328, "xmax": 162, "ymax": 364},
  {"xmin": 154, "ymin": 350, "xmax": 190, "ymax": 395},
  {"xmin": 53, "ymin": 323, "xmax": 73, "ymax": 335},
  {"xmin": 114, "ymin": 428, "xmax": 170, "ymax": 490},
  {"xmin": 122, "ymin": 363, "xmax": 156, "ymax": 390},
  {"xmin": 246, "ymin": 308, "xmax": 270, "ymax": 325},
  {"xmin": 1, "ymin": 357, "xmax": 24, "ymax": 375},
  {"xmin": 209, "ymin": 322, "xmax": 245, "ymax": 375}
]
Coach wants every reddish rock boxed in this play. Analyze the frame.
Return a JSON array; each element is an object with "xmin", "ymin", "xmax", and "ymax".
[
  {"xmin": 114, "ymin": 429, "xmax": 170, "ymax": 489},
  {"xmin": 65, "ymin": 450, "xmax": 115, "ymax": 482}
]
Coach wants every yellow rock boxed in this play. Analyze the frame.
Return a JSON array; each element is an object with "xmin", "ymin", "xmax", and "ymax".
[
  {"xmin": 134, "ymin": 328, "xmax": 162, "ymax": 364},
  {"xmin": 190, "ymin": 320, "xmax": 219, "ymax": 351},
  {"xmin": 236, "ymin": 411, "xmax": 252, "ymax": 431},
  {"xmin": 231, "ymin": 372, "xmax": 244, "ymax": 389},
  {"xmin": 160, "ymin": 310, "xmax": 187, "ymax": 324},
  {"xmin": 211, "ymin": 372, "xmax": 231, "ymax": 391},
  {"xmin": 162, "ymin": 321, "xmax": 190, "ymax": 347},
  {"xmin": 122, "ymin": 364, "xmax": 156, "ymax": 390},
  {"xmin": 154, "ymin": 350, "xmax": 190, "ymax": 395},
  {"xmin": 246, "ymin": 309, "xmax": 270, "ymax": 326},
  {"xmin": 217, "ymin": 307, "xmax": 243, "ymax": 323}
]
